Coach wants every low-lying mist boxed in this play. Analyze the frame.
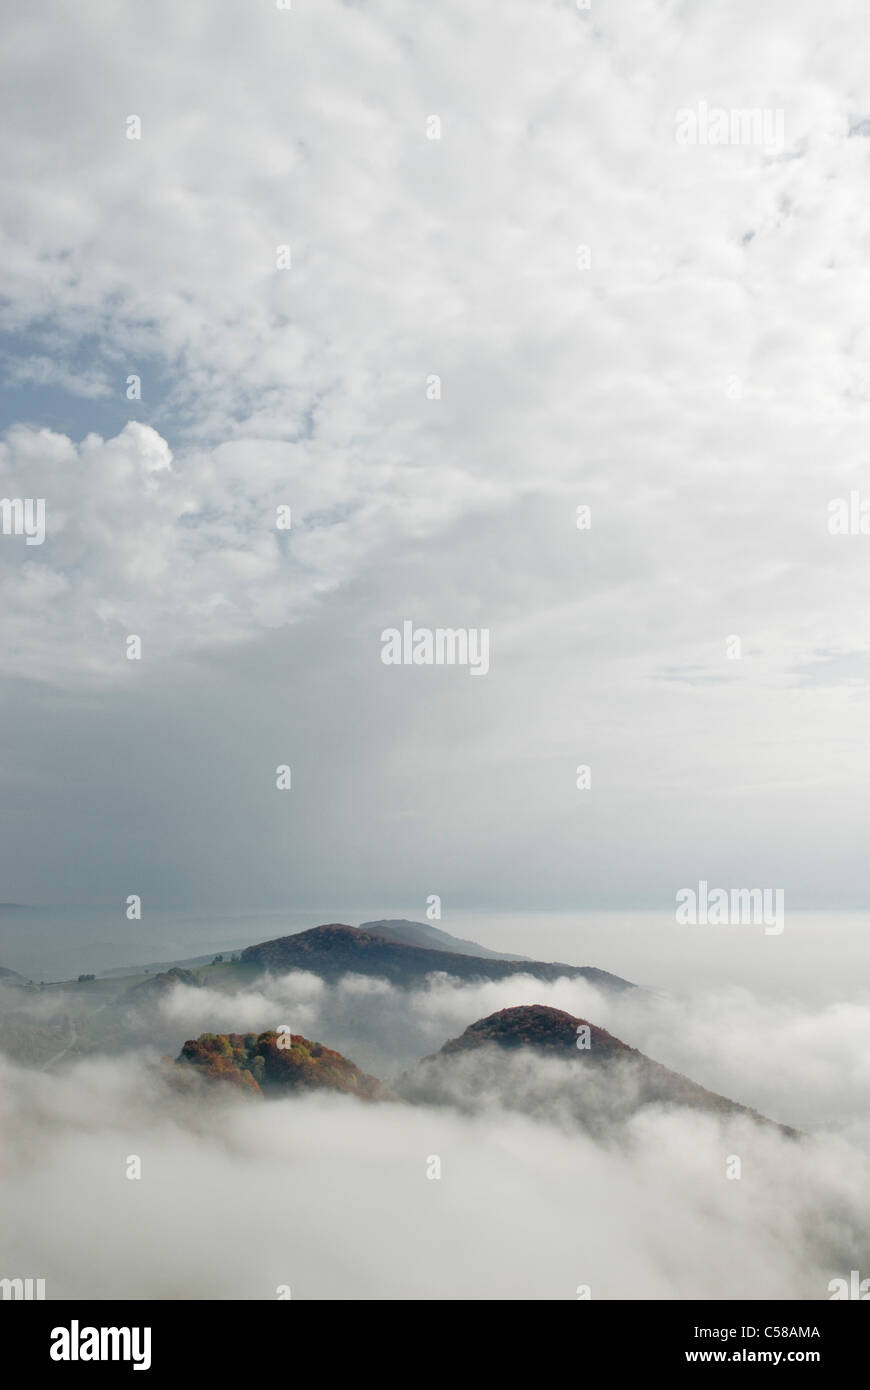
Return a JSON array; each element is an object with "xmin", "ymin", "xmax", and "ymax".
[
  {"xmin": 3, "ymin": 967, "xmax": 869, "ymax": 1145},
  {"xmin": 1, "ymin": 1050, "xmax": 867, "ymax": 1300}
]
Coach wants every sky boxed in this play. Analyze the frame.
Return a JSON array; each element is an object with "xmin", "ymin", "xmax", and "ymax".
[{"xmin": 3, "ymin": 0, "xmax": 870, "ymax": 926}]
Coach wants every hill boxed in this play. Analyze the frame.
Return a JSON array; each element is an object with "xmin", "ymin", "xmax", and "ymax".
[
  {"xmin": 400, "ymin": 1004, "xmax": 790, "ymax": 1132},
  {"xmin": 176, "ymin": 1029, "xmax": 390, "ymax": 1100},
  {"xmin": 126, "ymin": 966, "xmax": 203, "ymax": 998},
  {"xmin": 240, "ymin": 924, "xmax": 632, "ymax": 991},
  {"xmin": 359, "ymin": 918, "xmax": 530, "ymax": 961},
  {"xmin": 437, "ymin": 1004, "xmax": 634, "ymax": 1060}
]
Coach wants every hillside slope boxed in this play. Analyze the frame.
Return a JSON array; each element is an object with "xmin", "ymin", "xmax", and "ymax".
[
  {"xmin": 241, "ymin": 924, "xmax": 633, "ymax": 991},
  {"xmin": 400, "ymin": 1004, "xmax": 790, "ymax": 1132},
  {"xmin": 360, "ymin": 918, "xmax": 530, "ymax": 961},
  {"xmin": 176, "ymin": 1029, "xmax": 391, "ymax": 1100}
]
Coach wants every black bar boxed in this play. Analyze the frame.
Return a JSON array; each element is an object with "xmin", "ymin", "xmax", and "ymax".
[{"xmin": 2, "ymin": 1299, "xmax": 863, "ymax": 1375}]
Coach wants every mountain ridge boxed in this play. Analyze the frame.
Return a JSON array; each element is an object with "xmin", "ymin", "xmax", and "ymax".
[
  {"xmin": 359, "ymin": 917, "xmax": 530, "ymax": 961},
  {"xmin": 240, "ymin": 923, "xmax": 633, "ymax": 991}
]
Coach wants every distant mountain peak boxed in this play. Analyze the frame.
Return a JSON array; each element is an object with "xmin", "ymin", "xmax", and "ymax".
[
  {"xmin": 240, "ymin": 924, "xmax": 633, "ymax": 992},
  {"xmin": 360, "ymin": 918, "xmax": 531, "ymax": 961}
]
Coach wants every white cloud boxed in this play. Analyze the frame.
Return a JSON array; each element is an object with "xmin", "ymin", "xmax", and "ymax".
[
  {"xmin": 152, "ymin": 970, "xmax": 870, "ymax": 1146},
  {"xmin": 2, "ymin": 0, "xmax": 870, "ymax": 904},
  {"xmin": 1, "ymin": 1049, "xmax": 867, "ymax": 1299}
]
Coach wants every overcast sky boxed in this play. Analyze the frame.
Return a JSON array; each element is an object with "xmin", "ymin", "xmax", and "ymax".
[{"xmin": 2, "ymin": 0, "xmax": 870, "ymax": 918}]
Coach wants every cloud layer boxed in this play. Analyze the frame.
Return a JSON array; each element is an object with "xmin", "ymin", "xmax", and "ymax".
[{"xmin": 1, "ymin": 1047, "xmax": 867, "ymax": 1299}]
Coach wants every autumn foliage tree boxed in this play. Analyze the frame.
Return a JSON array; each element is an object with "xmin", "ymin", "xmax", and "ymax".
[{"xmin": 177, "ymin": 1030, "xmax": 387, "ymax": 1100}]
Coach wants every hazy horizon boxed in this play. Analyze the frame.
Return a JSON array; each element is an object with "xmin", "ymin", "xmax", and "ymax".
[{"xmin": 3, "ymin": 902, "xmax": 869, "ymax": 1003}]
